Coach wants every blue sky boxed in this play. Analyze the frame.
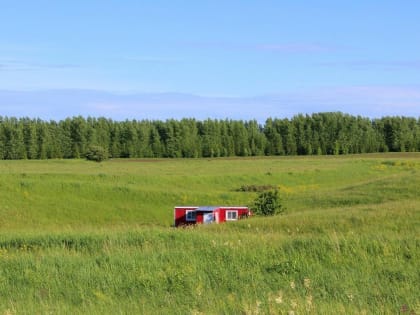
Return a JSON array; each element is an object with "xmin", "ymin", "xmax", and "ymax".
[{"xmin": 1, "ymin": 1, "xmax": 420, "ymax": 121}]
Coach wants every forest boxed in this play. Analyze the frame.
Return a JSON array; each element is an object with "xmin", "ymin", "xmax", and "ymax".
[{"xmin": 0, "ymin": 112, "xmax": 419, "ymax": 160}]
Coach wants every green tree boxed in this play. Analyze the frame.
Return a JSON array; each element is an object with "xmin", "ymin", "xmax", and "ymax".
[
  {"xmin": 285, "ymin": 122, "xmax": 297, "ymax": 155},
  {"xmin": 59, "ymin": 118, "xmax": 74, "ymax": 158},
  {"xmin": 3, "ymin": 118, "xmax": 26, "ymax": 159},
  {"xmin": 232, "ymin": 120, "xmax": 250, "ymax": 156},
  {"xmin": 0, "ymin": 117, "xmax": 5, "ymax": 159},
  {"xmin": 70, "ymin": 116, "xmax": 87, "ymax": 158},
  {"xmin": 220, "ymin": 120, "xmax": 235, "ymax": 156},
  {"xmin": 119, "ymin": 120, "xmax": 137, "ymax": 158},
  {"xmin": 199, "ymin": 119, "xmax": 221, "ymax": 157},
  {"xmin": 36, "ymin": 121, "xmax": 49, "ymax": 159},
  {"xmin": 86, "ymin": 145, "xmax": 109, "ymax": 162},
  {"xmin": 179, "ymin": 118, "xmax": 200, "ymax": 158},
  {"xmin": 252, "ymin": 189, "xmax": 284, "ymax": 216},
  {"xmin": 22, "ymin": 118, "xmax": 38, "ymax": 159},
  {"xmin": 149, "ymin": 124, "xmax": 163, "ymax": 157}
]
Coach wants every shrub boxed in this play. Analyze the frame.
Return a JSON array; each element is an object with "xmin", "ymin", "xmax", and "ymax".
[
  {"xmin": 85, "ymin": 145, "xmax": 109, "ymax": 162},
  {"xmin": 236, "ymin": 184, "xmax": 276, "ymax": 192},
  {"xmin": 252, "ymin": 189, "xmax": 284, "ymax": 216}
]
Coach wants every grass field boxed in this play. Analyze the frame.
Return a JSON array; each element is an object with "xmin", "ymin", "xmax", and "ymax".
[{"xmin": 0, "ymin": 154, "xmax": 419, "ymax": 314}]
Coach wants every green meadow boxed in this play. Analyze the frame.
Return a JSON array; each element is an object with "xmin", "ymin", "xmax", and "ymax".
[{"xmin": 0, "ymin": 154, "xmax": 419, "ymax": 314}]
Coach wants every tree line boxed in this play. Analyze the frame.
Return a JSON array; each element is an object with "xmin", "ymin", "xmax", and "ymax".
[{"xmin": 0, "ymin": 112, "xmax": 419, "ymax": 160}]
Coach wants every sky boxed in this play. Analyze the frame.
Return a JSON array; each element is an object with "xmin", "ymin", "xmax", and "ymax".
[{"xmin": 1, "ymin": 0, "xmax": 420, "ymax": 121}]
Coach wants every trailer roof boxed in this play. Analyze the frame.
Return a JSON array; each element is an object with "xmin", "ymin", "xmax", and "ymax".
[
  {"xmin": 196, "ymin": 206, "xmax": 218, "ymax": 211},
  {"xmin": 175, "ymin": 206, "xmax": 249, "ymax": 211}
]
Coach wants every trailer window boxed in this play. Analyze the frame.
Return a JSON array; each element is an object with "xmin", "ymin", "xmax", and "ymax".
[
  {"xmin": 226, "ymin": 210, "xmax": 238, "ymax": 221},
  {"xmin": 186, "ymin": 210, "xmax": 196, "ymax": 221}
]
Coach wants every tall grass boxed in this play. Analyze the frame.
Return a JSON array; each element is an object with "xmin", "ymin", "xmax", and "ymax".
[
  {"xmin": 1, "ymin": 154, "xmax": 419, "ymax": 231},
  {"xmin": 0, "ymin": 154, "xmax": 419, "ymax": 314}
]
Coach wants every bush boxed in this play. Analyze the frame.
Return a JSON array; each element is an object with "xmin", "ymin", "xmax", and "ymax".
[
  {"xmin": 236, "ymin": 184, "xmax": 276, "ymax": 192},
  {"xmin": 252, "ymin": 189, "xmax": 284, "ymax": 216},
  {"xmin": 85, "ymin": 145, "xmax": 109, "ymax": 162}
]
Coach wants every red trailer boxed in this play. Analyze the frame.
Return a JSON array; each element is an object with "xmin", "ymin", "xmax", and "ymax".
[{"xmin": 174, "ymin": 206, "xmax": 250, "ymax": 227}]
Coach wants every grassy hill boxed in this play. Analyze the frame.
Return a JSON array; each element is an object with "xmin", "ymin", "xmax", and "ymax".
[{"xmin": 0, "ymin": 154, "xmax": 419, "ymax": 314}]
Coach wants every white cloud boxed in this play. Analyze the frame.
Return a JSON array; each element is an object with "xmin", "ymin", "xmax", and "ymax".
[
  {"xmin": 122, "ymin": 56, "xmax": 182, "ymax": 64},
  {"xmin": 255, "ymin": 43, "xmax": 332, "ymax": 53},
  {"xmin": 0, "ymin": 59, "xmax": 80, "ymax": 71},
  {"xmin": 0, "ymin": 86, "xmax": 419, "ymax": 122},
  {"xmin": 180, "ymin": 40, "xmax": 334, "ymax": 54},
  {"xmin": 317, "ymin": 60, "xmax": 420, "ymax": 70}
]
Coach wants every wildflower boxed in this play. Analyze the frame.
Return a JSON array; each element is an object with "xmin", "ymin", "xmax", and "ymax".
[
  {"xmin": 303, "ymin": 277, "xmax": 311, "ymax": 288},
  {"xmin": 254, "ymin": 300, "xmax": 262, "ymax": 315},
  {"xmin": 290, "ymin": 299, "xmax": 297, "ymax": 309},
  {"xmin": 275, "ymin": 291, "xmax": 283, "ymax": 304},
  {"xmin": 290, "ymin": 281, "xmax": 296, "ymax": 289},
  {"xmin": 243, "ymin": 305, "xmax": 252, "ymax": 315},
  {"xmin": 196, "ymin": 285, "xmax": 202, "ymax": 297},
  {"xmin": 306, "ymin": 294, "xmax": 313, "ymax": 310}
]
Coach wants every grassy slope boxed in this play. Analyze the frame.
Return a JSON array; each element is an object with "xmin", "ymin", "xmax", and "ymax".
[{"xmin": 0, "ymin": 154, "xmax": 419, "ymax": 314}]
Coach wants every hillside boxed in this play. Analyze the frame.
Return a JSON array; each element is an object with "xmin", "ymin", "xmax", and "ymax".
[{"xmin": 0, "ymin": 154, "xmax": 419, "ymax": 314}]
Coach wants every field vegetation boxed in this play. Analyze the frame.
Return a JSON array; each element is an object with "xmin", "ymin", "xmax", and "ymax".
[{"xmin": 0, "ymin": 153, "xmax": 419, "ymax": 314}]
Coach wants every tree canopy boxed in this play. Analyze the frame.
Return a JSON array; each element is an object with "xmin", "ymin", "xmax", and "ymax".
[{"xmin": 0, "ymin": 113, "xmax": 419, "ymax": 160}]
